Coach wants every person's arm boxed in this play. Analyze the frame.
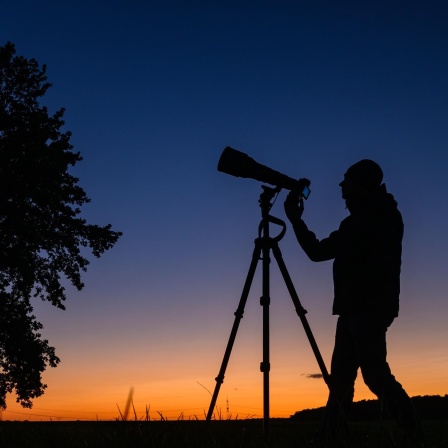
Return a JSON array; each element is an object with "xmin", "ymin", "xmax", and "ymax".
[
  {"xmin": 284, "ymin": 191, "xmax": 337, "ymax": 262},
  {"xmin": 292, "ymin": 219, "xmax": 337, "ymax": 261}
]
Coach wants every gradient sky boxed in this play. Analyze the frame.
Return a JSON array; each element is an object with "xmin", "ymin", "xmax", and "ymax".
[{"xmin": 1, "ymin": 1, "xmax": 448, "ymax": 421}]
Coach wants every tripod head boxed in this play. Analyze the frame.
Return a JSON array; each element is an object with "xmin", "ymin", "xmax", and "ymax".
[
  {"xmin": 259, "ymin": 185, "xmax": 281, "ymax": 211},
  {"xmin": 258, "ymin": 185, "xmax": 287, "ymax": 243}
]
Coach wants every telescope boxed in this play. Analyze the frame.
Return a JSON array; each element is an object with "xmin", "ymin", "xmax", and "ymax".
[
  {"xmin": 217, "ymin": 146, "xmax": 311, "ymax": 198},
  {"xmin": 207, "ymin": 147, "xmax": 330, "ymax": 437}
]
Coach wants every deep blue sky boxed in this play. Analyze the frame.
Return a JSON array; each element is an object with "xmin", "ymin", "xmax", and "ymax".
[{"xmin": 2, "ymin": 1, "xmax": 448, "ymax": 420}]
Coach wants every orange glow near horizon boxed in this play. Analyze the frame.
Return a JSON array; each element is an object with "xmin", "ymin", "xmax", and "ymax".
[{"xmin": 3, "ymin": 356, "xmax": 448, "ymax": 422}]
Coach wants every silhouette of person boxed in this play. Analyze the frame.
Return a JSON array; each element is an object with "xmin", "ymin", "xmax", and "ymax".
[{"xmin": 284, "ymin": 160, "xmax": 422, "ymax": 446}]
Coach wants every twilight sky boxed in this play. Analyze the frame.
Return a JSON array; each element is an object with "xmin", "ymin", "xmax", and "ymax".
[{"xmin": 1, "ymin": 1, "xmax": 448, "ymax": 421}]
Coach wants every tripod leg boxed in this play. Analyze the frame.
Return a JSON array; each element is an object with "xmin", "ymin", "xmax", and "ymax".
[
  {"xmin": 261, "ymin": 227, "xmax": 271, "ymax": 436},
  {"xmin": 206, "ymin": 239, "xmax": 262, "ymax": 421},
  {"xmin": 270, "ymin": 243, "xmax": 330, "ymax": 384}
]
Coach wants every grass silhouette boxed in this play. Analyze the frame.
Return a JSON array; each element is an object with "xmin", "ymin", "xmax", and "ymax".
[{"xmin": 1, "ymin": 418, "xmax": 447, "ymax": 447}]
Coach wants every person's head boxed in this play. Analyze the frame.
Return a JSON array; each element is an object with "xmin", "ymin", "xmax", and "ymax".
[{"xmin": 339, "ymin": 159, "xmax": 383, "ymax": 201}]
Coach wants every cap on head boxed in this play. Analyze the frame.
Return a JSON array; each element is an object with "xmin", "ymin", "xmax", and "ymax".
[{"xmin": 343, "ymin": 159, "xmax": 383, "ymax": 189}]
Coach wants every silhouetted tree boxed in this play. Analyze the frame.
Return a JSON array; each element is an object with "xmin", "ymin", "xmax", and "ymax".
[{"xmin": 0, "ymin": 42, "xmax": 122, "ymax": 409}]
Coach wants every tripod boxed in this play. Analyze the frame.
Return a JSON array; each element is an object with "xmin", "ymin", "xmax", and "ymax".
[{"xmin": 206, "ymin": 185, "xmax": 331, "ymax": 436}]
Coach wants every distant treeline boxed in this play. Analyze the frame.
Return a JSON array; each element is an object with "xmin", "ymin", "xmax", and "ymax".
[{"xmin": 290, "ymin": 395, "xmax": 448, "ymax": 421}]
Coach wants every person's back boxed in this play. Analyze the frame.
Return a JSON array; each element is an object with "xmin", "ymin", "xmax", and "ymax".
[{"xmin": 332, "ymin": 183, "xmax": 403, "ymax": 317}]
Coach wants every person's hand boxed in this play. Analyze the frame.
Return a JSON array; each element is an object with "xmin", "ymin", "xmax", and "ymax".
[{"xmin": 284, "ymin": 191, "xmax": 304, "ymax": 223}]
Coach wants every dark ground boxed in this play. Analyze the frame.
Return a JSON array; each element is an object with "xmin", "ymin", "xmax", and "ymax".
[{"xmin": 1, "ymin": 419, "xmax": 447, "ymax": 448}]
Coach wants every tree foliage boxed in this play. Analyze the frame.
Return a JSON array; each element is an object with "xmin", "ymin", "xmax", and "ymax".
[{"xmin": 0, "ymin": 42, "xmax": 122, "ymax": 409}]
